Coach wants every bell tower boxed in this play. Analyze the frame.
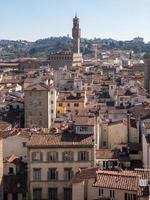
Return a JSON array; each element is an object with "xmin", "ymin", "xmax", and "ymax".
[{"xmin": 72, "ymin": 14, "xmax": 81, "ymax": 54}]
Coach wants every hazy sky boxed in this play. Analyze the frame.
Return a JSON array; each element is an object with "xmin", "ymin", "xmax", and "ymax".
[{"xmin": 0, "ymin": 0, "xmax": 150, "ymax": 42}]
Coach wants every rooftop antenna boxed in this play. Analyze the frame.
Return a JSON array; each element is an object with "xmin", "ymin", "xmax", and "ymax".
[{"xmin": 75, "ymin": 11, "xmax": 77, "ymax": 18}]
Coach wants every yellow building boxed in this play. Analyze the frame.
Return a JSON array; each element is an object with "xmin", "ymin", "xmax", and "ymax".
[{"xmin": 57, "ymin": 92, "xmax": 86, "ymax": 114}]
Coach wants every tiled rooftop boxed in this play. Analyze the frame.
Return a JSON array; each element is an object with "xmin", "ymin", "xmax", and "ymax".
[
  {"xmin": 74, "ymin": 116, "xmax": 95, "ymax": 126},
  {"xmin": 24, "ymin": 82, "xmax": 49, "ymax": 91},
  {"xmin": 93, "ymin": 171, "xmax": 139, "ymax": 191},
  {"xmin": 72, "ymin": 168, "xmax": 150, "ymax": 194},
  {"xmin": 72, "ymin": 167, "xmax": 99, "ymax": 184},
  {"xmin": 27, "ymin": 132, "xmax": 94, "ymax": 148}
]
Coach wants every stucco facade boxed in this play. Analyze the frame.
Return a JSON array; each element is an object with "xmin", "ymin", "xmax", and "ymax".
[
  {"xmin": 99, "ymin": 121, "xmax": 127, "ymax": 149},
  {"xmin": 27, "ymin": 142, "xmax": 94, "ymax": 200},
  {"xmin": 2, "ymin": 135, "xmax": 29, "ymax": 162}
]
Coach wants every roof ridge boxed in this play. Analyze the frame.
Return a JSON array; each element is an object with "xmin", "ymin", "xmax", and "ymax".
[{"xmin": 97, "ymin": 170, "xmax": 139, "ymax": 177}]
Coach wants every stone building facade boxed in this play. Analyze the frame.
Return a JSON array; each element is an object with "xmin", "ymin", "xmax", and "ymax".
[
  {"xmin": 24, "ymin": 83, "xmax": 51, "ymax": 129},
  {"xmin": 144, "ymin": 54, "xmax": 150, "ymax": 94}
]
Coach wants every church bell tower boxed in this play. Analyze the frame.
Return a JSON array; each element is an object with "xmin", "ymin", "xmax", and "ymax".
[{"xmin": 72, "ymin": 14, "xmax": 81, "ymax": 54}]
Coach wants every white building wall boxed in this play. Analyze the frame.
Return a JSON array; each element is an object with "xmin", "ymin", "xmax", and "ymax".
[{"xmin": 142, "ymin": 134, "xmax": 150, "ymax": 168}]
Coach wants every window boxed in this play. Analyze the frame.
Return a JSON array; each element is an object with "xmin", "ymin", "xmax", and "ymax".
[
  {"xmin": 48, "ymin": 188, "xmax": 57, "ymax": 200},
  {"xmin": 75, "ymin": 109, "xmax": 78, "ymax": 114},
  {"xmin": 22, "ymin": 193, "xmax": 26, "ymax": 200},
  {"xmin": 39, "ymin": 112, "xmax": 42, "ymax": 116},
  {"xmin": 78, "ymin": 151, "xmax": 89, "ymax": 161},
  {"xmin": 103, "ymin": 161, "xmax": 108, "ymax": 169},
  {"xmin": 47, "ymin": 152, "xmax": 58, "ymax": 162},
  {"xmin": 33, "ymin": 188, "xmax": 42, "ymax": 200},
  {"xmin": 64, "ymin": 168, "xmax": 74, "ymax": 181},
  {"xmin": 103, "ymin": 141, "xmax": 107, "ymax": 147},
  {"xmin": 22, "ymin": 142, "xmax": 26, "ymax": 147},
  {"xmin": 51, "ymin": 109, "xmax": 54, "ymax": 113},
  {"xmin": 51, "ymin": 100, "xmax": 53, "ymax": 104},
  {"xmin": 29, "ymin": 92, "xmax": 32, "ymax": 96},
  {"xmin": 67, "ymin": 103, "xmax": 70, "ymax": 107},
  {"xmin": 4, "ymin": 193, "xmax": 8, "ymax": 200},
  {"xmin": 59, "ymin": 103, "xmax": 63, "ymax": 107},
  {"xmin": 125, "ymin": 193, "xmax": 136, "ymax": 200},
  {"xmin": 110, "ymin": 190, "xmax": 115, "ymax": 198},
  {"xmin": 63, "ymin": 151, "xmax": 73, "ymax": 161},
  {"xmin": 64, "ymin": 188, "xmax": 72, "ymax": 200},
  {"xmin": 32, "ymin": 152, "xmax": 42, "ymax": 162},
  {"xmin": 12, "ymin": 194, "xmax": 18, "ymax": 200},
  {"xmin": 74, "ymin": 103, "xmax": 79, "ymax": 107},
  {"xmin": 51, "ymin": 91, "xmax": 54, "ymax": 95},
  {"xmin": 33, "ymin": 168, "xmax": 41, "ymax": 181},
  {"xmin": 48, "ymin": 168, "xmax": 58, "ymax": 180},
  {"xmin": 99, "ymin": 189, "xmax": 103, "ymax": 197},
  {"xmin": 79, "ymin": 126, "xmax": 88, "ymax": 132},
  {"xmin": 9, "ymin": 167, "xmax": 14, "ymax": 174}
]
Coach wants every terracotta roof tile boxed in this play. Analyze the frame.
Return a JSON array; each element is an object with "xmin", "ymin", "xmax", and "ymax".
[
  {"xmin": 72, "ymin": 167, "xmax": 99, "ymax": 184},
  {"xmin": 93, "ymin": 171, "xmax": 139, "ymax": 191},
  {"xmin": 24, "ymin": 82, "xmax": 49, "ymax": 91},
  {"xmin": 74, "ymin": 116, "xmax": 95, "ymax": 126},
  {"xmin": 27, "ymin": 133, "xmax": 94, "ymax": 148}
]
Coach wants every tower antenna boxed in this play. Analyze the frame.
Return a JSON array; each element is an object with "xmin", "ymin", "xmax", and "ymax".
[{"xmin": 75, "ymin": 12, "xmax": 77, "ymax": 18}]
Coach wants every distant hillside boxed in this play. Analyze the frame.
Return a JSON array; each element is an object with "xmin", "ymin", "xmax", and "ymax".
[
  {"xmin": 0, "ymin": 37, "xmax": 150, "ymax": 60},
  {"xmin": 0, "ymin": 37, "xmax": 73, "ymax": 60}
]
